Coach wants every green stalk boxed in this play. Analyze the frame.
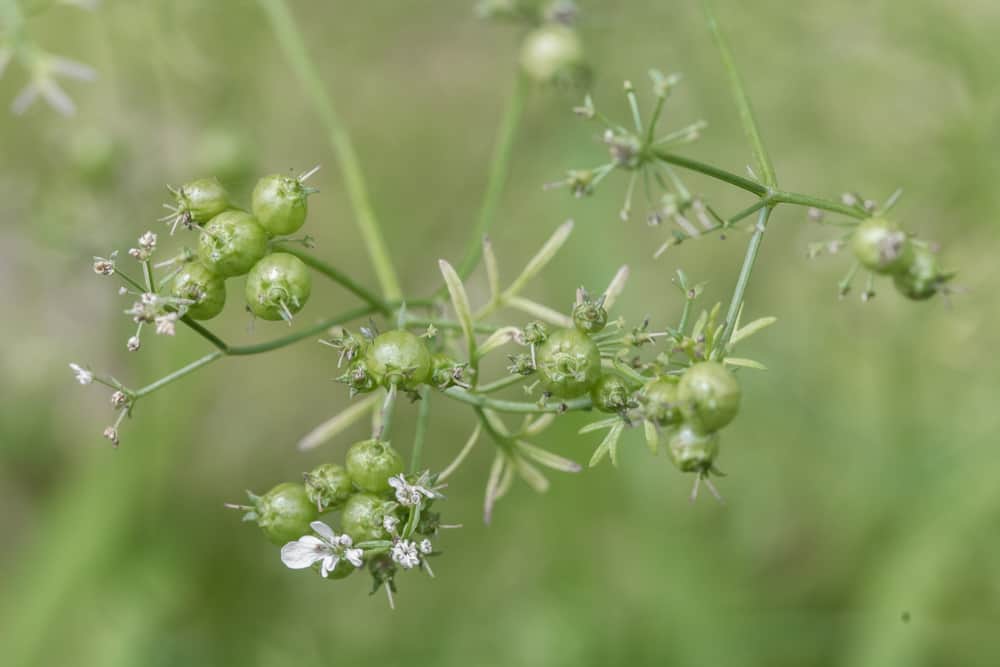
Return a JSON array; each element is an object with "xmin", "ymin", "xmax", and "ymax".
[
  {"xmin": 454, "ymin": 70, "xmax": 528, "ymax": 283},
  {"xmin": 409, "ymin": 387, "xmax": 431, "ymax": 474},
  {"xmin": 652, "ymin": 149, "xmax": 767, "ymax": 196},
  {"xmin": 258, "ymin": 0, "xmax": 402, "ymax": 300},
  {"xmin": 441, "ymin": 387, "xmax": 592, "ymax": 414},
  {"xmin": 703, "ymin": 1, "xmax": 777, "ymax": 189},
  {"xmin": 713, "ymin": 206, "xmax": 773, "ymax": 359}
]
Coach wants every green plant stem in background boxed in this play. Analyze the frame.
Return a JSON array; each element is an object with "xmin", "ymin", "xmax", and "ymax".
[
  {"xmin": 273, "ymin": 244, "xmax": 391, "ymax": 314},
  {"xmin": 410, "ymin": 387, "xmax": 431, "ymax": 473},
  {"xmin": 714, "ymin": 206, "xmax": 774, "ymax": 358},
  {"xmin": 454, "ymin": 71, "xmax": 528, "ymax": 283},
  {"xmin": 441, "ymin": 387, "xmax": 592, "ymax": 414},
  {"xmin": 258, "ymin": 0, "xmax": 402, "ymax": 301}
]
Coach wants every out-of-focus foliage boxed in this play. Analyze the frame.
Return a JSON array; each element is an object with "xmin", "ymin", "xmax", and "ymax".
[{"xmin": 1, "ymin": 1, "xmax": 998, "ymax": 665}]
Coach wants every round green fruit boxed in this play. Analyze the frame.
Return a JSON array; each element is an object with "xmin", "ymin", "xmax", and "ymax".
[
  {"xmin": 365, "ymin": 330, "xmax": 432, "ymax": 390},
  {"xmin": 245, "ymin": 252, "xmax": 312, "ymax": 321},
  {"xmin": 197, "ymin": 210, "xmax": 268, "ymax": 278},
  {"xmin": 345, "ymin": 439, "xmax": 404, "ymax": 494},
  {"xmin": 677, "ymin": 362, "xmax": 741, "ymax": 432},
  {"xmin": 170, "ymin": 261, "xmax": 226, "ymax": 320},
  {"xmin": 535, "ymin": 327, "xmax": 601, "ymax": 399}
]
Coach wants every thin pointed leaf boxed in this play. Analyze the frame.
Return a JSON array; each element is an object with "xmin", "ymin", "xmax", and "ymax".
[
  {"xmin": 523, "ymin": 413, "xmax": 556, "ymax": 436},
  {"xmin": 589, "ymin": 421, "xmax": 625, "ymax": 468},
  {"xmin": 483, "ymin": 451, "xmax": 507, "ymax": 524},
  {"xmin": 439, "ymin": 260, "xmax": 476, "ymax": 360},
  {"xmin": 506, "ymin": 296, "xmax": 574, "ymax": 328},
  {"xmin": 483, "ymin": 236, "xmax": 501, "ymax": 301},
  {"xmin": 602, "ymin": 265, "xmax": 630, "ymax": 311},
  {"xmin": 729, "ymin": 316, "xmax": 777, "ymax": 347},
  {"xmin": 438, "ymin": 422, "xmax": 481, "ymax": 481},
  {"xmin": 503, "ymin": 220, "xmax": 574, "ymax": 298},
  {"xmin": 513, "ymin": 455, "xmax": 550, "ymax": 493},
  {"xmin": 703, "ymin": 1, "xmax": 777, "ymax": 187},
  {"xmin": 644, "ymin": 420, "xmax": 659, "ymax": 455},
  {"xmin": 297, "ymin": 394, "xmax": 379, "ymax": 450},
  {"xmin": 690, "ymin": 309, "xmax": 709, "ymax": 341},
  {"xmin": 578, "ymin": 417, "xmax": 621, "ymax": 434},
  {"xmin": 477, "ymin": 326, "xmax": 522, "ymax": 357},
  {"xmin": 515, "ymin": 440, "xmax": 582, "ymax": 473},
  {"xmin": 724, "ymin": 356, "xmax": 768, "ymax": 370}
]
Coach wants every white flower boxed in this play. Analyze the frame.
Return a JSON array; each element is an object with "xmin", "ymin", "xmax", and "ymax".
[
  {"xmin": 154, "ymin": 312, "xmax": 178, "ymax": 336},
  {"xmin": 69, "ymin": 363, "xmax": 93, "ymax": 385},
  {"xmin": 418, "ymin": 539, "xmax": 433, "ymax": 555},
  {"xmin": 126, "ymin": 336, "xmax": 141, "ymax": 352},
  {"xmin": 390, "ymin": 539, "xmax": 420, "ymax": 569},
  {"xmin": 11, "ymin": 52, "xmax": 96, "ymax": 117},
  {"xmin": 387, "ymin": 473, "xmax": 439, "ymax": 507},
  {"xmin": 383, "ymin": 515, "xmax": 399, "ymax": 535},
  {"xmin": 280, "ymin": 521, "xmax": 363, "ymax": 578},
  {"xmin": 102, "ymin": 426, "xmax": 119, "ymax": 445},
  {"xmin": 129, "ymin": 231, "xmax": 158, "ymax": 260},
  {"xmin": 110, "ymin": 391, "xmax": 128, "ymax": 408}
]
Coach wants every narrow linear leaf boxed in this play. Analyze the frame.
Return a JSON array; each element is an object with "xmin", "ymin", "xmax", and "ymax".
[
  {"xmin": 523, "ymin": 413, "xmax": 556, "ymax": 436},
  {"xmin": 644, "ymin": 420, "xmax": 659, "ymax": 455},
  {"xmin": 297, "ymin": 394, "xmax": 380, "ymax": 450},
  {"xmin": 438, "ymin": 422, "xmax": 481, "ymax": 481},
  {"xmin": 589, "ymin": 421, "xmax": 625, "ymax": 468},
  {"xmin": 703, "ymin": 0, "xmax": 777, "ymax": 187},
  {"xmin": 730, "ymin": 316, "xmax": 777, "ymax": 347},
  {"xmin": 483, "ymin": 236, "xmax": 501, "ymax": 301},
  {"xmin": 439, "ymin": 259, "xmax": 476, "ymax": 359},
  {"xmin": 691, "ymin": 309, "xmax": 709, "ymax": 341},
  {"xmin": 504, "ymin": 220, "xmax": 574, "ymax": 298},
  {"xmin": 579, "ymin": 417, "xmax": 621, "ymax": 435},
  {"xmin": 507, "ymin": 296, "xmax": 574, "ymax": 328},
  {"xmin": 724, "ymin": 356, "xmax": 768, "ymax": 370},
  {"xmin": 602, "ymin": 265, "xmax": 630, "ymax": 311},
  {"xmin": 477, "ymin": 326, "xmax": 522, "ymax": 357},
  {"xmin": 483, "ymin": 451, "xmax": 507, "ymax": 525},
  {"xmin": 513, "ymin": 455, "xmax": 550, "ymax": 493},
  {"xmin": 516, "ymin": 440, "xmax": 582, "ymax": 473}
]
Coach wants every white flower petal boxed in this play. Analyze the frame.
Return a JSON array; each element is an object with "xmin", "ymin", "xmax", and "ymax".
[
  {"xmin": 388, "ymin": 474, "xmax": 406, "ymax": 490},
  {"xmin": 345, "ymin": 548, "xmax": 364, "ymax": 568},
  {"xmin": 280, "ymin": 538, "xmax": 327, "ymax": 569},
  {"xmin": 309, "ymin": 520, "xmax": 337, "ymax": 544},
  {"xmin": 319, "ymin": 554, "xmax": 340, "ymax": 578}
]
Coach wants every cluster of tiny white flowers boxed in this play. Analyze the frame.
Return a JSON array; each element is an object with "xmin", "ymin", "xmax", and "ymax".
[
  {"xmin": 128, "ymin": 231, "xmax": 158, "ymax": 261},
  {"xmin": 389, "ymin": 538, "xmax": 434, "ymax": 570},
  {"xmin": 387, "ymin": 472, "xmax": 441, "ymax": 507}
]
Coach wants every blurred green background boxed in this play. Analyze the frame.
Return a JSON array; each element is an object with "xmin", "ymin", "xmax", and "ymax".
[{"xmin": 1, "ymin": 1, "xmax": 998, "ymax": 665}]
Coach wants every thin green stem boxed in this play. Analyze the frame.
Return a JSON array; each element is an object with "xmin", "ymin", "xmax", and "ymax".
[
  {"xmin": 769, "ymin": 191, "xmax": 866, "ymax": 219},
  {"xmin": 713, "ymin": 206, "xmax": 774, "ymax": 359},
  {"xmin": 180, "ymin": 316, "xmax": 229, "ymax": 352},
  {"xmin": 272, "ymin": 244, "xmax": 391, "ymax": 314},
  {"xmin": 476, "ymin": 374, "xmax": 526, "ymax": 394},
  {"xmin": 403, "ymin": 317, "xmax": 499, "ymax": 335},
  {"xmin": 409, "ymin": 387, "xmax": 431, "ymax": 474},
  {"xmin": 227, "ymin": 305, "xmax": 377, "ymax": 356},
  {"xmin": 652, "ymin": 149, "xmax": 766, "ymax": 196},
  {"xmin": 452, "ymin": 70, "xmax": 528, "ymax": 285},
  {"xmin": 703, "ymin": 1, "xmax": 777, "ymax": 188},
  {"xmin": 440, "ymin": 387, "xmax": 592, "ymax": 414},
  {"xmin": 258, "ymin": 0, "xmax": 402, "ymax": 300},
  {"xmin": 114, "ymin": 269, "xmax": 147, "ymax": 293},
  {"xmin": 133, "ymin": 351, "xmax": 224, "ymax": 398}
]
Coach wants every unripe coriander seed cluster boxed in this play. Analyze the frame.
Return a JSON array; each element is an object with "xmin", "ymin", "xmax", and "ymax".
[
  {"xmin": 227, "ymin": 440, "xmax": 450, "ymax": 606},
  {"xmin": 69, "ymin": 0, "xmax": 961, "ymax": 608}
]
